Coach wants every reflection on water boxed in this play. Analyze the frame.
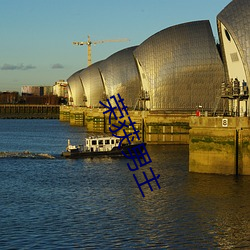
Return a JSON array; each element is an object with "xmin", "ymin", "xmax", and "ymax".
[
  {"xmin": 0, "ymin": 120, "xmax": 250, "ymax": 249},
  {"xmin": 186, "ymin": 173, "xmax": 250, "ymax": 248}
]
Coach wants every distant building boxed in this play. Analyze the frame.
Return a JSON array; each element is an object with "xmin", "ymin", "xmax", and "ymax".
[
  {"xmin": 43, "ymin": 86, "xmax": 53, "ymax": 96},
  {"xmin": 22, "ymin": 95, "xmax": 59, "ymax": 105},
  {"xmin": 0, "ymin": 92, "xmax": 19, "ymax": 104},
  {"xmin": 21, "ymin": 86, "xmax": 40, "ymax": 96},
  {"xmin": 52, "ymin": 80, "xmax": 68, "ymax": 98},
  {"xmin": 20, "ymin": 85, "xmax": 59, "ymax": 105},
  {"xmin": 21, "ymin": 86, "xmax": 53, "ymax": 96}
]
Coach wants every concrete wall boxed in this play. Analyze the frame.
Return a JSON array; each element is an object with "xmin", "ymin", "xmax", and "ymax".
[
  {"xmin": 59, "ymin": 106, "xmax": 190, "ymax": 144},
  {"xmin": 189, "ymin": 117, "xmax": 250, "ymax": 175},
  {"xmin": 145, "ymin": 113, "xmax": 189, "ymax": 144},
  {"xmin": 59, "ymin": 105, "xmax": 71, "ymax": 122}
]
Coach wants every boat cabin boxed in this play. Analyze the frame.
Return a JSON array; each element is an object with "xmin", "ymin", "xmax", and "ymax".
[{"xmin": 85, "ymin": 136, "xmax": 120, "ymax": 152}]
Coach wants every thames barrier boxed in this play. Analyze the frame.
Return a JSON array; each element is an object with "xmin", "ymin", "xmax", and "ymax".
[
  {"xmin": 59, "ymin": 106, "xmax": 250, "ymax": 175},
  {"xmin": 63, "ymin": 0, "xmax": 250, "ymax": 175}
]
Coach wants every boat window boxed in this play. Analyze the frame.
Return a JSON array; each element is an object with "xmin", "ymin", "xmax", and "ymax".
[
  {"xmin": 111, "ymin": 139, "xmax": 114, "ymax": 144},
  {"xmin": 92, "ymin": 140, "xmax": 97, "ymax": 145},
  {"xmin": 86, "ymin": 140, "xmax": 89, "ymax": 145},
  {"xmin": 105, "ymin": 140, "xmax": 110, "ymax": 144},
  {"xmin": 116, "ymin": 139, "xmax": 119, "ymax": 144},
  {"xmin": 98, "ymin": 140, "xmax": 103, "ymax": 145}
]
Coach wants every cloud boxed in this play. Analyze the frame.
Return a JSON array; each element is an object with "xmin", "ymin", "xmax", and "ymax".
[
  {"xmin": 23, "ymin": 64, "xmax": 36, "ymax": 70},
  {"xmin": 1, "ymin": 63, "xmax": 36, "ymax": 70},
  {"xmin": 51, "ymin": 63, "xmax": 64, "ymax": 69}
]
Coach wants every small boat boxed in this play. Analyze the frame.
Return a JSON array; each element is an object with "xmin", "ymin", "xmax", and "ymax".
[{"xmin": 61, "ymin": 135, "xmax": 146, "ymax": 158}]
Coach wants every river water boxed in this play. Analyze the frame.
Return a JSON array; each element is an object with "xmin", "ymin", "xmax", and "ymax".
[{"xmin": 0, "ymin": 119, "xmax": 250, "ymax": 249}]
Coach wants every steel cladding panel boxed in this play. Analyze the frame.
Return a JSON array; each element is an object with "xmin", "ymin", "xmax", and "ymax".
[
  {"xmin": 99, "ymin": 46, "xmax": 141, "ymax": 108},
  {"xmin": 67, "ymin": 69, "xmax": 85, "ymax": 106},
  {"xmin": 79, "ymin": 61, "xmax": 104, "ymax": 108},
  {"xmin": 134, "ymin": 20, "xmax": 225, "ymax": 111},
  {"xmin": 217, "ymin": 0, "xmax": 250, "ymax": 84}
]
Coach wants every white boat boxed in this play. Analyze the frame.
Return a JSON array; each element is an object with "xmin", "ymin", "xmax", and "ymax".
[{"xmin": 61, "ymin": 135, "xmax": 146, "ymax": 158}]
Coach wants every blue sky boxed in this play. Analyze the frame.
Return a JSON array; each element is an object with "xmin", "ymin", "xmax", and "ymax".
[{"xmin": 0, "ymin": 0, "xmax": 231, "ymax": 92}]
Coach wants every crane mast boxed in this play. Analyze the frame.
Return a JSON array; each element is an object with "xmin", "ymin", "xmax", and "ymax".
[{"xmin": 73, "ymin": 35, "xmax": 129, "ymax": 66}]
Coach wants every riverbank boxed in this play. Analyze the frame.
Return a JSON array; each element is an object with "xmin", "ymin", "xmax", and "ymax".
[{"xmin": 0, "ymin": 104, "xmax": 59, "ymax": 119}]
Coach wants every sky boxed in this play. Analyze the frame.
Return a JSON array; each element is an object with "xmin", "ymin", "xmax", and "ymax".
[{"xmin": 0, "ymin": 0, "xmax": 232, "ymax": 92}]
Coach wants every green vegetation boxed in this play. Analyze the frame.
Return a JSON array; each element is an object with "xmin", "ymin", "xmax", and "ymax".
[{"xmin": 191, "ymin": 136, "xmax": 234, "ymax": 146}]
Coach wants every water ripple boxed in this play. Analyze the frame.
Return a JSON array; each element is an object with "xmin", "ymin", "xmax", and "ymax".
[
  {"xmin": 0, "ymin": 151, "xmax": 55, "ymax": 159},
  {"xmin": 0, "ymin": 121, "xmax": 250, "ymax": 249}
]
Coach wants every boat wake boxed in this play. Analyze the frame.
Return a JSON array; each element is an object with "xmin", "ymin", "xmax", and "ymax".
[{"xmin": 0, "ymin": 151, "xmax": 55, "ymax": 159}]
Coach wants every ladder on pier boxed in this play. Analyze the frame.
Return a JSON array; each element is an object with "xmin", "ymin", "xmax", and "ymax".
[{"xmin": 212, "ymin": 89, "xmax": 222, "ymax": 116}]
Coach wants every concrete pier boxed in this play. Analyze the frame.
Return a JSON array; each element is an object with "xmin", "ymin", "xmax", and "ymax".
[
  {"xmin": 59, "ymin": 105, "xmax": 71, "ymax": 122},
  {"xmin": 189, "ymin": 117, "xmax": 250, "ymax": 175},
  {"xmin": 59, "ymin": 106, "xmax": 190, "ymax": 144},
  {"xmin": 60, "ymin": 106, "xmax": 250, "ymax": 175}
]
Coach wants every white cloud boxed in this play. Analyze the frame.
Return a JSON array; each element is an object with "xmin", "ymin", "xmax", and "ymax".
[
  {"xmin": 1, "ymin": 63, "xmax": 36, "ymax": 70},
  {"xmin": 51, "ymin": 63, "xmax": 64, "ymax": 69}
]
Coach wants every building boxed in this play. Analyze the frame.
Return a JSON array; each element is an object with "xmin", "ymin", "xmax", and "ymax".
[
  {"xmin": 68, "ymin": 47, "xmax": 141, "ymax": 109},
  {"xmin": 67, "ymin": 0, "xmax": 250, "ymax": 116},
  {"xmin": 0, "ymin": 92, "xmax": 19, "ymax": 104},
  {"xmin": 21, "ymin": 85, "xmax": 58, "ymax": 105},
  {"xmin": 217, "ymin": 0, "xmax": 250, "ymax": 116},
  {"xmin": 133, "ymin": 20, "xmax": 224, "ymax": 112},
  {"xmin": 67, "ymin": 21, "xmax": 225, "ymax": 113},
  {"xmin": 21, "ymin": 86, "xmax": 53, "ymax": 96},
  {"xmin": 53, "ymin": 80, "xmax": 68, "ymax": 98}
]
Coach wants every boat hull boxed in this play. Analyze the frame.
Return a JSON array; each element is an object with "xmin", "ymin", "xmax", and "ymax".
[{"xmin": 61, "ymin": 143, "xmax": 146, "ymax": 159}]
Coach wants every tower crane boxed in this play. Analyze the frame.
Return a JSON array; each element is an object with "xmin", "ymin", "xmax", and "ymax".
[{"xmin": 73, "ymin": 35, "xmax": 129, "ymax": 66}]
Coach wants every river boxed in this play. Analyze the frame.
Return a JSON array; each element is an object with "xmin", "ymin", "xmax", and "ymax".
[{"xmin": 0, "ymin": 119, "xmax": 249, "ymax": 249}]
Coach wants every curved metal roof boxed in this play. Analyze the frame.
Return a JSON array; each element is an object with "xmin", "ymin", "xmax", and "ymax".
[
  {"xmin": 134, "ymin": 20, "xmax": 225, "ymax": 111},
  {"xmin": 99, "ymin": 46, "xmax": 141, "ymax": 108},
  {"xmin": 67, "ymin": 69, "xmax": 85, "ymax": 106},
  {"xmin": 79, "ymin": 61, "xmax": 105, "ymax": 108},
  {"xmin": 217, "ymin": 0, "xmax": 250, "ymax": 83}
]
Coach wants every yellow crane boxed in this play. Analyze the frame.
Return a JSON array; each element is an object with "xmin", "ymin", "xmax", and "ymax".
[{"xmin": 73, "ymin": 35, "xmax": 129, "ymax": 66}]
